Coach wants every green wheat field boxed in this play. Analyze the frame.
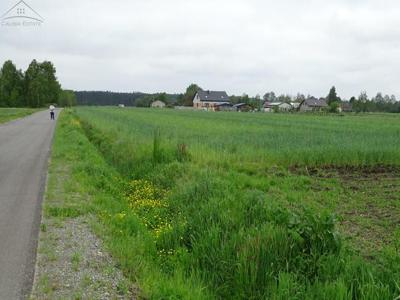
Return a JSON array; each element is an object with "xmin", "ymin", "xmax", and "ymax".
[{"xmin": 53, "ymin": 107, "xmax": 400, "ymax": 299}]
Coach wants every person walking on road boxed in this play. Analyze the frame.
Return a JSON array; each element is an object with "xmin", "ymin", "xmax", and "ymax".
[{"xmin": 49, "ymin": 105, "xmax": 55, "ymax": 120}]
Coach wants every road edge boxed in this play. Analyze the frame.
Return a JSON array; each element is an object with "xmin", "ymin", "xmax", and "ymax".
[{"xmin": 22, "ymin": 110, "xmax": 59, "ymax": 299}]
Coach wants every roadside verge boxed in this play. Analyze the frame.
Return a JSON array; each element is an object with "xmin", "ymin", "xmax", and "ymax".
[{"xmin": 30, "ymin": 109, "xmax": 136, "ymax": 299}]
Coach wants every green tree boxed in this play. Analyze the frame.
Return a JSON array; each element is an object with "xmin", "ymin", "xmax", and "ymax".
[
  {"xmin": 0, "ymin": 60, "xmax": 24, "ymax": 107},
  {"xmin": 294, "ymin": 93, "xmax": 306, "ymax": 103},
  {"xmin": 183, "ymin": 84, "xmax": 202, "ymax": 106},
  {"xmin": 155, "ymin": 92, "xmax": 168, "ymax": 103},
  {"xmin": 136, "ymin": 95, "xmax": 155, "ymax": 107},
  {"xmin": 176, "ymin": 94, "xmax": 184, "ymax": 106},
  {"xmin": 241, "ymin": 93, "xmax": 250, "ymax": 104},
  {"xmin": 327, "ymin": 86, "xmax": 339, "ymax": 105},
  {"xmin": 373, "ymin": 92, "xmax": 384, "ymax": 103},
  {"xmin": 25, "ymin": 60, "xmax": 61, "ymax": 107},
  {"xmin": 58, "ymin": 90, "xmax": 77, "ymax": 107},
  {"xmin": 328, "ymin": 101, "xmax": 340, "ymax": 113},
  {"xmin": 254, "ymin": 94, "xmax": 263, "ymax": 111},
  {"xmin": 41, "ymin": 61, "xmax": 61, "ymax": 105},
  {"xmin": 25, "ymin": 60, "xmax": 44, "ymax": 107},
  {"xmin": 277, "ymin": 94, "xmax": 291, "ymax": 103},
  {"xmin": 358, "ymin": 91, "xmax": 368, "ymax": 102},
  {"xmin": 263, "ymin": 91, "xmax": 276, "ymax": 102}
]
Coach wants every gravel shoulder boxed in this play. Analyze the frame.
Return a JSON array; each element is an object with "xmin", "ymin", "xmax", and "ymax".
[
  {"xmin": 31, "ymin": 159, "xmax": 136, "ymax": 299},
  {"xmin": 31, "ymin": 217, "xmax": 134, "ymax": 299}
]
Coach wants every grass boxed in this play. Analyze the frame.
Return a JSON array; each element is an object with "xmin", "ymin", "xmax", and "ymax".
[
  {"xmin": 51, "ymin": 108, "xmax": 400, "ymax": 299},
  {"xmin": 71, "ymin": 252, "xmax": 82, "ymax": 271},
  {"xmin": 0, "ymin": 107, "xmax": 39, "ymax": 124},
  {"xmin": 31, "ymin": 115, "xmax": 139, "ymax": 299},
  {"xmin": 75, "ymin": 108, "xmax": 400, "ymax": 168}
]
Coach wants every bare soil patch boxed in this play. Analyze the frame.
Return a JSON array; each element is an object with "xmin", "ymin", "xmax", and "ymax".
[
  {"xmin": 289, "ymin": 165, "xmax": 400, "ymax": 255},
  {"xmin": 289, "ymin": 164, "xmax": 400, "ymax": 179}
]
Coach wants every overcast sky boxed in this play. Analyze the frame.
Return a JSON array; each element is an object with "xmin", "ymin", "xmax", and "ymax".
[{"xmin": 1, "ymin": 0, "xmax": 400, "ymax": 98}]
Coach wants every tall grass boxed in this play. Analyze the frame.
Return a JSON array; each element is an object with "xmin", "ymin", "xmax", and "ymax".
[
  {"xmin": 75, "ymin": 108, "xmax": 400, "ymax": 168},
  {"xmin": 71, "ymin": 108, "xmax": 400, "ymax": 299}
]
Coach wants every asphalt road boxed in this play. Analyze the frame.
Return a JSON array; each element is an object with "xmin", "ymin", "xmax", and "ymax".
[{"xmin": 0, "ymin": 109, "xmax": 59, "ymax": 299}]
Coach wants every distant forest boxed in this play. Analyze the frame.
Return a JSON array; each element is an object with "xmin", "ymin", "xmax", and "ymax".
[{"xmin": 75, "ymin": 91, "xmax": 180, "ymax": 107}]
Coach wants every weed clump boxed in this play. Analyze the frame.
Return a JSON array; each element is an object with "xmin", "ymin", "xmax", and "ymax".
[
  {"xmin": 153, "ymin": 127, "xmax": 163, "ymax": 163},
  {"xmin": 177, "ymin": 143, "xmax": 190, "ymax": 162}
]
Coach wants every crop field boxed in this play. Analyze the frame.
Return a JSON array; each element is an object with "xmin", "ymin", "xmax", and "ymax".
[
  {"xmin": 0, "ymin": 108, "xmax": 39, "ymax": 124},
  {"xmin": 54, "ymin": 108, "xmax": 400, "ymax": 299}
]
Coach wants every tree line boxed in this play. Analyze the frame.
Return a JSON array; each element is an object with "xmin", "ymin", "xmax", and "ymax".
[
  {"xmin": 75, "ymin": 91, "xmax": 145, "ymax": 106},
  {"xmin": 324, "ymin": 87, "xmax": 400, "ymax": 113},
  {"xmin": 75, "ymin": 91, "xmax": 180, "ymax": 107},
  {"xmin": 2, "ymin": 60, "xmax": 398, "ymax": 113},
  {"xmin": 0, "ymin": 59, "xmax": 76, "ymax": 108},
  {"xmin": 90, "ymin": 84, "xmax": 197, "ymax": 108},
  {"xmin": 349, "ymin": 92, "xmax": 400, "ymax": 113}
]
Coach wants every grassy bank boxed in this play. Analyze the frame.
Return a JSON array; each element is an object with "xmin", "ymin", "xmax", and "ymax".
[
  {"xmin": 32, "ymin": 109, "xmax": 136, "ymax": 298},
  {"xmin": 44, "ymin": 109, "xmax": 208, "ymax": 299},
  {"xmin": 56, "ymin": 108, "xmax": 400, "ymax": 299},
  {"xmin": 0, "ymin": 108, "xmax": 39, "ymax": 124}
]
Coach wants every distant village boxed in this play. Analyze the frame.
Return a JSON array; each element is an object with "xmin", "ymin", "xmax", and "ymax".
[
  {"xmin": 149, "ymin": 89, "xmax": 353, "ymax": 113},
  {"xmin": 76, "ymin": 85, "xmax": 400, "ymax": 113},
  {"xmin": 189, "ymin": 90, "xmax": 352, "ymax": 113}
]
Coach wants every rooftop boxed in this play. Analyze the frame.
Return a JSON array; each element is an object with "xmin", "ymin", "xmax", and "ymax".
[{"xmin": 196, "ymin": 90, "xmax": 230, "ymax": 102}]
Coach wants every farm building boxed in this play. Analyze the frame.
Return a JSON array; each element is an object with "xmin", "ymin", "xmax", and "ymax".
[
  {"xmin": 339, "ymin": 102, "xmax": 353, "ymax": 112},
  {"xmin": 215, "ymin": 102, "xmax": 232, "ymax": 111},
  {"xmin": 264, "ymin": 102, "xmax": 274, "ymax": 112},
  {"xmin": 299, "ymin": 97, "xmax": 328, "ymax": 112},
  {"xmin": 264, "ymin": 102, "xmax": 292, "ymax": 112},
  {"xmin": 233, "ymin": 103, "xmax": 251, "ymax": 112},
  {"xmin": 290, "ymin": 102, "xmax": 301, "ymax": 110},
  {"xmin": 193, "ymin": 90, "xmax": 230, "ymax": 111},
  {"xmin": 151, "ymin": 100, "xmax": 166, "ymax": 108}
]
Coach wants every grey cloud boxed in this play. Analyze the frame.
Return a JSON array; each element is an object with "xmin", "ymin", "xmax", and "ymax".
[{"xmin": 1, "ymin": 0, "xmax": 400, "ymax": 98}]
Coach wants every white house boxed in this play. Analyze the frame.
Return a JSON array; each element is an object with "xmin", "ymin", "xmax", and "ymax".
[
  {"xmin": 193, "ymin": 90, "xmax": 230, "ymax": 111},
  {"xmin": 290, "ymin": 102, "xmax": 301, "ymax": 110},
  {"xmin": 264, "ymin": 102, "xmax": 292, "ymax": 112},
  {"xmin": 151, "ymin": 100, "xmax": 166, "ymax": 108}
]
